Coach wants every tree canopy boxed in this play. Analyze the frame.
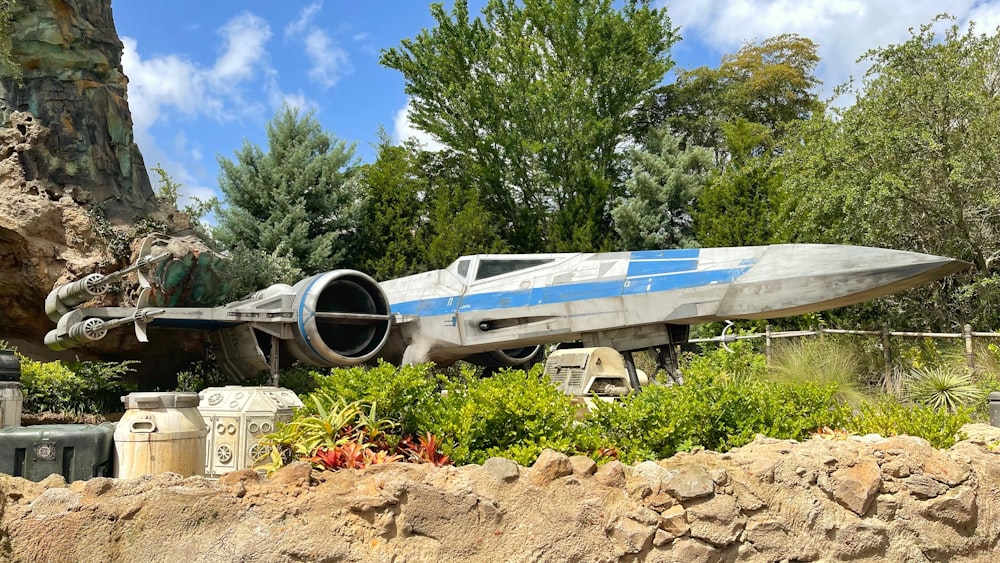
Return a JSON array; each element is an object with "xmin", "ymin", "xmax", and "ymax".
[
  {"xmin": 778, "ymin": 17, "xmax": 1000, "ymax": 328},
  {"xmin": 381, "ymin": 0, "xmax": 677, "ymax": 253}
]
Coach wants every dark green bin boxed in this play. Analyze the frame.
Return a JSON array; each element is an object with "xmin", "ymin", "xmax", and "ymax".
[
  {"xmin": 0, "ymin": 350, "xmax": 19, "ymax": 382},
  {"xmin": 0, "ymin": 423, "xmax": 115, "ymax": 482}
]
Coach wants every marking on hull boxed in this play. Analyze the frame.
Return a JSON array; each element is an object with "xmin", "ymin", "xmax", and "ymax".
[{"xmin": 391, "ymin": 266, "xmax": 753, "ymax": 317}]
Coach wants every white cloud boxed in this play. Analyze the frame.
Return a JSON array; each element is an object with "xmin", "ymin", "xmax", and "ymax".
[
  {"xmin": 213, "ymin": 13, "xmax": 272, "ymax": 84},
  {"xmin": 304, "ymin": 29, "xmax": 350, "ymax": 87},
  {"xmin": 121, "ymin": 12, "xmax": 277, "ymax": 208},
  {"xmin": 285, "ymin": 2, "xmax": 352, "ymax": 89},
  {"xmin": 665, "ymin": 0, "xmax": 997, "ymax": 103},
  {"xmin": 285, "ymin": 1, "xmax": 322, "ymax": 37},
  {"xmin": 393, "ymin": 99, "xmax": 447, "ymax": 151}
]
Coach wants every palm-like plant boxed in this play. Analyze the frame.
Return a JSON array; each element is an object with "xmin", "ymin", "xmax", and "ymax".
[{"xmin": 904, "ymin": 365, "xmax": 981, "ymax": 412}]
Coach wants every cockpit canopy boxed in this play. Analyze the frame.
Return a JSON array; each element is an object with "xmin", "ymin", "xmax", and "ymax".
[{"xmin": 447, "ymin": 255, "xmax": 560, "ymax": 282}]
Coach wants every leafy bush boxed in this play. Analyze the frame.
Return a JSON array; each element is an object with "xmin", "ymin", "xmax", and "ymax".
[
  {"xmin": 257, "ymin": 392, "xmax": 400, "ymax": 474},
  {"xmin": 310, "ymin": 361, "xmax": 439, "ymax": 437},
  {"xmin": 274, "ymin": 364, "xmax": 319, "ymax": 396},
  {"xmin": 588, "ymin": 367, "xmax": 851, "ymax": 464},
  {"xmin": 425, "ymin": 365, "xmax": 591, "ymax": 465},
  {"xmin": 846, "ymin": 398, "xmax": 970, "ymax": 449},
  {"xmin": 20, "ymin": 355, "xmax": 136, "ymax": 414},
  {"xmin": 174, "ymin": 359, "xmax": 232, "ymax": 392}
]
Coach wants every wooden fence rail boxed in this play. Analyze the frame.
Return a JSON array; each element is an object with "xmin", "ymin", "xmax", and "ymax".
[{"xmin": 689, "ymin": 324, "xmax": 1000, "ymax": 380}]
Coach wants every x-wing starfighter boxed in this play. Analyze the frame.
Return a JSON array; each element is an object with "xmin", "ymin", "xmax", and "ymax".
[{"xmin": 43, "ymin": 237, "xmax": 968, "ymax": 382}]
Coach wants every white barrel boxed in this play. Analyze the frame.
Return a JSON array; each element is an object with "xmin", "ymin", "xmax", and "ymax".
[
  {"xmin": 114, "ymin": 392, "xmax": 207, "ymax": 478},
  {"xmin": 0, "ymin": 381, "xmax": 23, "ymax": 428}
]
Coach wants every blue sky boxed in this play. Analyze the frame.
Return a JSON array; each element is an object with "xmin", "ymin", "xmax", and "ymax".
[{"xmin": 112, "ymin": 1, "xmax": 1000, "ymax": 208}]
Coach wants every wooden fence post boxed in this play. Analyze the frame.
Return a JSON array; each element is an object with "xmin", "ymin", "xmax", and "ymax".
[
  {"xmin": 881, "ymin": 323, "xmax": 891, "ymax": 383},
  {"xmin": 818, "ymin": 322, "xmax": 826, "ymax": 343},
  {"xmin": 965, "ymin": 323, "xmax": 975, "ymax": 370},
  {"xmin": 765, "ymin": 324, "xmax": 772, "ymax": 366}
]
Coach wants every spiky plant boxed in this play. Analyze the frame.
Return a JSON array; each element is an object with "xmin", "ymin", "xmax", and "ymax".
[
  {"xmin": 904, "ymin": 365, "xmax": 981, "ymax": 413},
  {"xmin": 767, "ymin": 338, "xmax": 867, "ymax": 406}
]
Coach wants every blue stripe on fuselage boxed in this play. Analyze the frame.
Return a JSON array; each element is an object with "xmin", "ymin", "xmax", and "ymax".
[
  {"xmin": 626, "ymin": 259, "xmax": 699, "ymax": 277},
  {"xmin": 390, "ymin": 264, "xmax": 752, "ymax": 318},
  {"xmin": 630, "ymin": 249, "xmax": 700, "ymax": 260}
]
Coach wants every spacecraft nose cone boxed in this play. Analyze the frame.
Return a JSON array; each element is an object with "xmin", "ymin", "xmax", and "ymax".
[{"xmin": 715, "ymin": 245, "xmax": 970, "ymax": 319}]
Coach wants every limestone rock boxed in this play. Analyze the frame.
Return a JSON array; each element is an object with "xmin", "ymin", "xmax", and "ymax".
[
  {"xmin": 610, "ymin": 515, "xmax": 655, "ymax": 554},
  {"xmin": 922, "ymin": 485, "xmax": 977, "ymax": 527},
  {"xmin": 529, "ymin": 449, "xmax": 573, "ymax": 485},
  {"xmin": 569, "ymin": 455, "xmax": 597, "ymax": 476},
  {"xmin": 685, "ymin": 494, "xmax": 745, "ymax": 547},
  {"xmin": 831, "ymin": 460, "xmax": 881, "ymax": 516},
  {"xmin": 658, "ymin": 504, "xmax": 690, "ymax": 538},
  {"xmin": 594, "ymin": 460, "xmax": 626, "ymax": 488},
  {"xmin": 482, "ymin": 457, "xmax": 520, "ymax": 483},
  {"xmin": 665, "ymin": 462, "xmax": 715, "ymax": 500},
  {"xmin": 267, "ymin": 461, "xmax": 314, "ymax": 489},
  {"xmin": 905, "ymin": 473, "xmax": 948, "ymax": 499}
]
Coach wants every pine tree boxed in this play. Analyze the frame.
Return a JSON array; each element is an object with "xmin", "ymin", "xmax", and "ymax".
[
  {"xmin": 611, "ymin": 125, "xmax": 712, "ymax": 250},
  {"xmin": 215, "ymin": 105, "xmax": 360, "ymax": 283}
]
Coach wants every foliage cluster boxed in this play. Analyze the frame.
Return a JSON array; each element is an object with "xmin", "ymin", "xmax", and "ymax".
[
  {"xmin": 87, "ymin": 209, "xmax": 166, "ymax": 267},
  {"xmin": 0, "ymin": 0, "xmax": 21, "ymax": 84},
  {"xmin": 257, "ymin": 391, "xmax": 402, "ymax": 473},
  {"xmin": 18, "ymin": 354, "xmax": 136, "ymax": 414},
  {"xmin": 589, "ymin": 344, "xmax": 851, "ymax": 463},
  {"xmin": 263, "ymin": 340, "xmax": 974, "ymax": 472}
]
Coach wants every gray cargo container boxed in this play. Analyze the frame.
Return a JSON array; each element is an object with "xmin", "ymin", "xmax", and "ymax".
[{"xmin": 0, "ymin": 423, "xmax": 115, "ymax": 482}]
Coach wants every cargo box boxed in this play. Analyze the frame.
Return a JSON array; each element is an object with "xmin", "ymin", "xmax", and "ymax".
[
  {"xmin": 199, "ymin": 386, "xmax": 302, "ymax": 476},
  {"xmin": 0, "ymin": 423, "xmax": 115, "ymax": 482}
]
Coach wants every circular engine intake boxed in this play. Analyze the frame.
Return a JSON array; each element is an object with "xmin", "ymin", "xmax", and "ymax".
[{"xmin": 285, "ymin": 270, "xmax": 392, "ymax": 367}]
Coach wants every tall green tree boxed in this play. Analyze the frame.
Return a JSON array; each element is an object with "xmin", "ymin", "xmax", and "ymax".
[
  {"xmin": 354, "ymin": 133, "xmax": 428, "ymax": 280},
  {"xmin": 642, "ymin": 33, "xmax": 822, "ymax": 157},
  {"xmin": 611, "ymin": 124, "xmax": 712, "ymax": 250},
  {"xmin": 694, "ymin": 119, "xmax": 785, "ymax": 247},
  {"xmin": 215, "ymin": 105, "xmax": 359, "ymax": 280},
  {"xmin": 778, "ymin": 17, "xmax": 1000, "ymax": 328},
  {"xmin": 413, "ymin": 148, "xmax": 510, "ymax": 268},
  {"xmin": 381, "ymin": 0, "xmax": 677, "ymax": 253}
]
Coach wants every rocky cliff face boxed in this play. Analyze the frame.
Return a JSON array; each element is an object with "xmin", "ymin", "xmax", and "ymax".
[
  {"xmin": 3, "ymin": 427, "xmax": 1000, "ymax": 562},
  {"xmin": 1, "ymin": 0, "xmax": 154, "ymax": 218},
  {"xmin": 0, "ymin": 0, "xmax": 190, "ymax": 363}
]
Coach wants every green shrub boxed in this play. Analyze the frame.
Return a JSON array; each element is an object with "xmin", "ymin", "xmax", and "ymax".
[
  {"xmin": 20, "ymin": 355, "xmax": 136, "ymax": 414},
  {"xmin": 587, "ymin": 366, "xmax": 850, "ymax": 464},
  {"xmin": 258, "ymin": 392, "xmax": 400, "ymax": 474},
  {"xmin": 174, "ymin": 359, "xmax": 231, "ymax": 392},
  {"xmin": 426, "ymin": 365, "xmax": 590, "ymax": 465},
  {"xmin": 846, "ymin": 398, "xmax": 970, "ymax": 449},
  {"xmin": 311, "ymin": 361, "xmax": 439, "ymax": 437},
  {"xmin": 274, "ymin": 364, "xmax": 319, "ymax": 396}
]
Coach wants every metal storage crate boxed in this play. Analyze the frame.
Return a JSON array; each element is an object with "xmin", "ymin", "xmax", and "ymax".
[
  {"xmin": 198, "ymin": 386, "xmax": 303, "ymax": 476},
  {"xmin": 0, "ymin": 423, "xmax": 115, "ymax": 482}
]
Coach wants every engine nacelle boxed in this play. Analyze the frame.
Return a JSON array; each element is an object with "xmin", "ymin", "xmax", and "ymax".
[
  {"xmin": 283, "ymin": 270, "xmax": 392, "ymax": 367},
  {"xmin": 467, "ymin": 345, "xmax": 545, "ymax": 369}
]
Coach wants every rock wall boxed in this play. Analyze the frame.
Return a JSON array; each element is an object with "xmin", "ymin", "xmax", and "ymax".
[
  {"xmin": 3, "ymin": 427, "xmax": 1000, "ymax": 562},
  {"xmin": 0, "ymin": 0, "xmax": 154, "ymax": 218},
  {"xmin": 0, "ymin": 0, "xmax": 194, "ymax": 366}
]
